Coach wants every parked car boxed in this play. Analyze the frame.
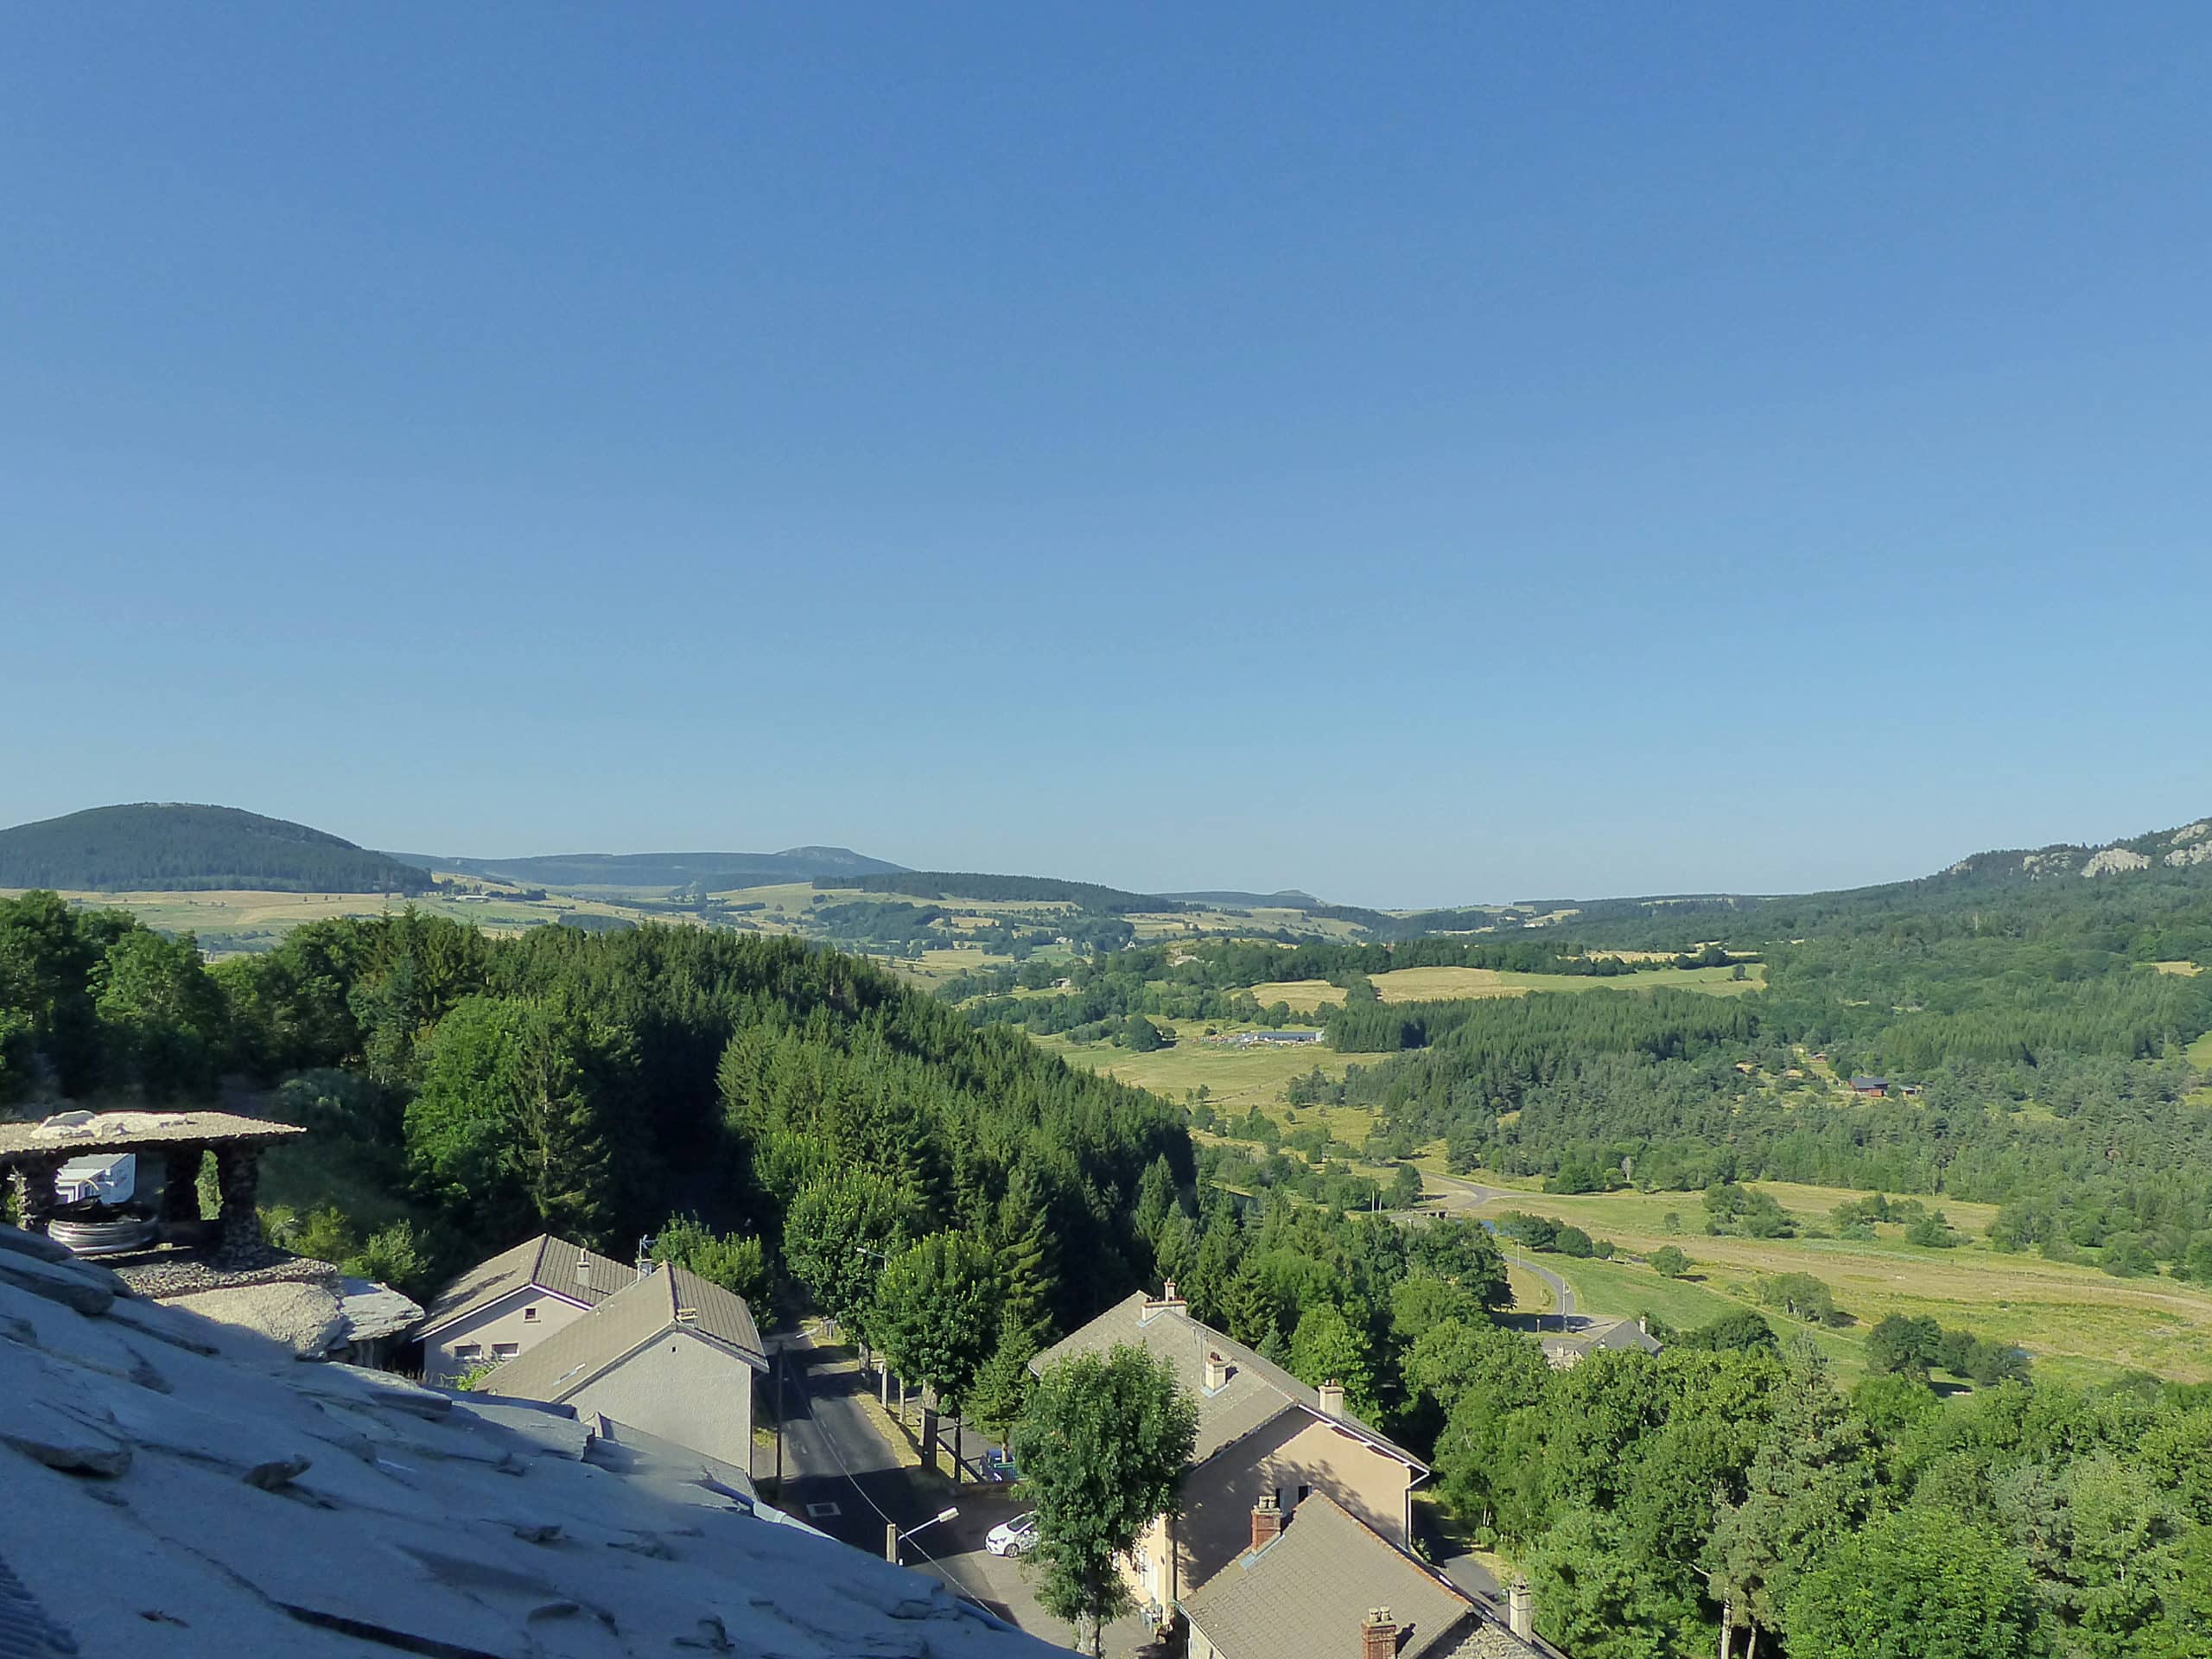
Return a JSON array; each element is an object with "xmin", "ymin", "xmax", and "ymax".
[
  {"xmin": 984, "ymin": 1511, "xmax": 1040, "ymax": 1557},
  {"xmin": 982, "ymin": 1449, "xmax": 1020, "ymax": 1483}
]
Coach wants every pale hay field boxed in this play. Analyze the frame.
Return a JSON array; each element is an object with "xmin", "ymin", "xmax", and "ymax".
[
  {"xmin": 1249, "ymin": 962, "xmax": 1764, "ymax": 1013},
  {"xmin": 1435, "ymin": 1174, "xmax": 2212, "ymax": 1385}
]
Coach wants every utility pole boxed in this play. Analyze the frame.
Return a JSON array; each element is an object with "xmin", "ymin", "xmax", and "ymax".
[{"xmin": 773, "ymin": 1342, "xmax": 785, "ymax": 1491}]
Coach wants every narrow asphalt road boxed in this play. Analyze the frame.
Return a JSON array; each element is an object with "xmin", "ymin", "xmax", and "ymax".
[
  {"xmin": 766, "ymin": 1325, "xmax": 1019, "ymax": 1624},
  {"xmin": 1414, "ymin": 1170, "xmax": 1575, "ymax": 1324}
]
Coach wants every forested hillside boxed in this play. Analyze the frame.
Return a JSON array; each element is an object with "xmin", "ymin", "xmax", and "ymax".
[
  {"xmin": 951, "ymin": 845, "xmax": 2212, "ymax": 1281},
  {"xmin": 0, "ymin": 892, "xmax": 1185, "ymax": 1334},
  {"xmin": 1523, "ymin": 815, "xmax": 2212, "ymax": 952},
  {"xmin": 0, "ymin": 804, "xmax": 433, "ymax": 893}
]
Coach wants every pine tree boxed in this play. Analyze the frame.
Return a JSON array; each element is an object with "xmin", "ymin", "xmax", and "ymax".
[
  {"xmin": 995, "ymin": 1165, "xmax": 1060, "ymax": 1344},
  {"xmin": 968, "ymin": 1312, "xmax": 1039, "ymax": 1448},
  {"xmin": 1707, "ymin": 1362, "xmax": 1878, "ymax": 1656}
]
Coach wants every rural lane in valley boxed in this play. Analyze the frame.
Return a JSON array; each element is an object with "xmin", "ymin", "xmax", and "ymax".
[{"xmin": 1415, "ymin": 1170, "xmax": 1576, "ymax": 1324}]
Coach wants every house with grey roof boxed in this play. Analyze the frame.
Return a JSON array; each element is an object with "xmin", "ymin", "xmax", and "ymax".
[
  {"xmin": 483, "ymin": 1261, "xmax": 767, "ymax": 1475},
  {"xmin": 1536, "ymin": 1313, "xmax": 1662, "ymax": 1370},
  {"xmin": 413, "ymin": 1231, "xmax": 638, "ymax": 1384},
  {"xmin": 1032, "ymin": 1284, "xmax": 1429, "ymax": 1619},
  {"xmin": 1180, "ymin": 1491, "xmax": 1548, "ymax": 1659}
]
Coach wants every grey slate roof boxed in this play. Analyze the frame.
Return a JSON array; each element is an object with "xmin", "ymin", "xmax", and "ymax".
[
  {"xmin": 414, "ymin": 1231, "xmax": 634, "ymax": 1337},
  {"xmin": 1179, "ymin": 1493, "xmax": 1538, "ymax": 1659},
  {"xmin": 1538, "ymin": 1315, "xmax": 1662, "ymax": 1366},
  {"xmin": 0, "ymin": 1224, "xmax": 1052, "ymax": 1659},
  {"xmin": 1033, "ymin": 1291, "xmax": 1427, "ymax": 1471},
  {"xmin": 486, "ymin": 1262, "xmax": 766, "ymax": 1402}
]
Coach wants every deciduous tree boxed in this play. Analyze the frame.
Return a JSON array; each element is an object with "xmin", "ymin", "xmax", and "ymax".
[{"xmin": 1012, "ymin": 1344, "xmax": 1197, "ymax": 1656}]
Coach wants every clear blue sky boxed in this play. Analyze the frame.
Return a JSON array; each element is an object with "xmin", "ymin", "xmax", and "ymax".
[{"xmin": 6, "ymin": 6, "xmax": 2209, "ymax": 907}]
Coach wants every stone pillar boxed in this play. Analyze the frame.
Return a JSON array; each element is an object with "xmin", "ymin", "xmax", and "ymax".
[
  {"xmin": 214, "ymin": 1147, "xmax": 263, "ymax": 1265},
  {"xmin": 161, "ymin": 1147, "xmax": 204, "ymax": 1227},
  {"xmin": 8, "ymin": 1156, "xmax": 62, "ymax": 1235}
]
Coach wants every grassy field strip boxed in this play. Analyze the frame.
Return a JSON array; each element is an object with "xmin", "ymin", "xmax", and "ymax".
[
  {"xmin": 1039, "ymin": 1020, "xmax": 1352, "ymax": 1110},
  {"xmin": 5, "ymin": 884, "xmax": 664, "ymax": 954},
  {"xmin": 1503, "ymin": 1259, "xmax": 1558, "ymax": 1314},
  {"xmin": 1438, "ymin": 1175, "xmax": 2212, "ymax": 1384},
  {"xmin": 1249, "ymin": 963, "xmax": 1764, "ymax": 1014}
]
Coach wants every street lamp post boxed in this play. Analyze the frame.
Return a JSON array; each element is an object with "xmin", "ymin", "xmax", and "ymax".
[{"xmin": 887, "ymin": 1505, "xmax": 959, "ymax": 1563}]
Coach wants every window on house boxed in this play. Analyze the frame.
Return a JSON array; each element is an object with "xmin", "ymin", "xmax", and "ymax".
[
  {"xmin": 492, "ymin": 1343, "xmax": 520, "ymax": 1359},
  {"xmin": 452, "ymin": 1344, "xmax": 481, "ymax": 1361},
  {"xmin": 1297, "ymin": 1484, "xmax": 1312, "ymax": 1503},
  {"xmin": 524, "ymin": 1306, "xmax": 538, "ymax": 1323}
]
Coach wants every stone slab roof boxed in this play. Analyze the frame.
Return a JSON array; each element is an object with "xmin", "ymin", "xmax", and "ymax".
[
  {"xmin": 1180, "ymin": 1492, "xmax": 1535, "ymax": 1659},
  {"xmin": 1034, "ymin": 1291, "xmax": 1427, "ymax": 1471},
  {"xmin": 486, "ymin": 1262, "xmax": 766, "ymax": 1402},
  {"xmin": 0, "ymin": 1109, "xmax": 303, "ymax": 1161},
  {"xmin": 414, "ymin": 1232, "xmax": 634, "ymax": 1337},
  {"xmin": 0, "ymin": 1224, "xmax": 1054, "ymax": 1659}
]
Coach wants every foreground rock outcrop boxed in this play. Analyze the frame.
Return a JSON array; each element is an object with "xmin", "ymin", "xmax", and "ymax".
[{"xmin": 0, "ymin": 1222, "xmax": 1057, "ymax": 1659}]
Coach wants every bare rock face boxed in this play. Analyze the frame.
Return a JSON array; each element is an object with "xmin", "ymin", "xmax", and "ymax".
[
  {"xmin": 2167, "ymin": 840, "xmax": 2212, "ymax": 868},
  {"xmin": 0, "ymin": 1249, "xmax": 120, "ymax": 1317},
  {"xmin": 2082, "ymin": 846, "xmax": 2152, "ymax": 877},
  {"xmin": 0, "ymin": 1351, "xmax": 131, "ymax": 1477},
  {"xmin": 172, "ymin": 1281, "xmax": 349, "ymax": 1358},
  {"xmin": 0, "ymin": 1223, "xmax": 75, "ymax": 1264}
]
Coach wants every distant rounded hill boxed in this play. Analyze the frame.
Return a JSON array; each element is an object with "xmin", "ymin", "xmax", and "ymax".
[{"xmin": 0, "ymin": 804, "xmax": 433, "ymax": 894}]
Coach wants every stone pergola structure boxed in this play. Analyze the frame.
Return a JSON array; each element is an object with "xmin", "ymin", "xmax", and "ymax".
[{"xmin": 0, "ymin": 1109, "xmax": 306, "ymax": 1265}]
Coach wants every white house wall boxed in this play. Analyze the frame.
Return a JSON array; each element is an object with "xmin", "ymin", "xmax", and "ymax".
[
  {"xmin": 563, "ymin": 1329, "xmax": 759, "ymax": 1472},
  {"xmin": 425, "ymin": 1287, "xmax": 592, "ymax": 1385}
]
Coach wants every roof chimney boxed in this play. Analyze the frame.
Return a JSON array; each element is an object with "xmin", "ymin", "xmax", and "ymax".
[
  {"xmin": 1205, "ymin": 1351, "xmax": 1230, "ymax": 1391},
  {"xmin": 575, "ymin": 1258, "xmax": 594, "ymax": 1288},
  {"xmin": 1508, "ymin": 1577, "xmax": 1533, "ymax": 1643},
  {"xmin": 1362, "ymin": 1607, "xmax": 1397, "ymax": 1659},
  {"xmin": 1250, "ymin": 1492, "xmax": 1283, "ymax": 1553},
  {"xmin": 1141, "ymin": 1279, "xmax": 1188, "ymax": 1323},
  {"xmin": 1317, "ymin": 1380, "xmax": 1345, "ymax": 1417},
  {"xmin": 1637, "ymin": 1313, "xmax": 1649, "ymax": 1336}
]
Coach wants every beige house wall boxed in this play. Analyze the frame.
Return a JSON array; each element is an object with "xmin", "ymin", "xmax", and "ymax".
[
  {"xmin": 425, "ymin": 1287, "xmax": 591, "ymax": 1385},
  {"xmin": 1163, "ymin": 1410, "xmax": 1417, "ymax": 1607},
  {"xmin": 562, "ymin": 1331, "xmax": 760, "ymax": 1472}
]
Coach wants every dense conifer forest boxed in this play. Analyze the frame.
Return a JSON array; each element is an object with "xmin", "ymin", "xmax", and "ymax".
[{"xmin": 0, "ymin": 894, "xmax": 1185, "ymax": 1332}]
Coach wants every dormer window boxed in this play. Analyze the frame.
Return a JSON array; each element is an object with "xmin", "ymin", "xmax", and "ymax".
[{"xmin": 524, "ymin": 1306, "xmax": 538, "ymax": 1322}]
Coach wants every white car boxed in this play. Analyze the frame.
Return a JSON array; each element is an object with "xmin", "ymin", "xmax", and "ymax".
[{"xmin": 985, "ymin": 1511, "xmax": 1040, "ymax": 1558}]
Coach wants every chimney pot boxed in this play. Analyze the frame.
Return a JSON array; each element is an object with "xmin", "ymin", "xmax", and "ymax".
[
  {"xmin": 575, "ymin": 1259, "xmax": 592, "ymax": 1287},
  {"xmin": 1362, "ymin": 1606, "xmax": 1397, "ymax": 1659},
  {"xmin": 1205, "ymin": 1351, "xmax": 1230, "ymax": 1391},
  {"xmin": 1637, "ymin": 1313, "xmax": 1649, "ymax": 1336},
  {"xmin": 1317, "ymin": 1380, "xmax": 1345, "ymax": 1417},
  {"xmin": 1250, "ymin": 1491, "xmax": 1283, "ymax": 1553},
  {"xmin": 1163, "ymin": 1279, "xmax": 1178, "ymax": 1300},
  {"xmin": 1508, "ymin": 1577, "xmax": 1534, "ymax": 1642}
]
